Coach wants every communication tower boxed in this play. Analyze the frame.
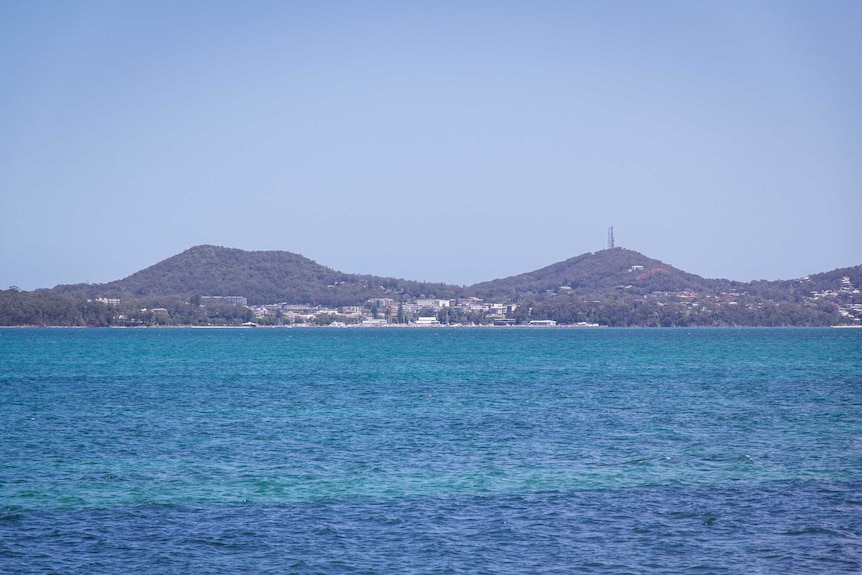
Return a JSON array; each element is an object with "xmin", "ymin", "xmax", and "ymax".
[{"xmin": 607, "ymin": 226, "xmax": 615, "ymax": 250}]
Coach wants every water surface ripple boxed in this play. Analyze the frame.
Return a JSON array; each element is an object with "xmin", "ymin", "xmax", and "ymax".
[{"xmin": 2, "ymin": 328, "xmax": 860, "ymax": 573}]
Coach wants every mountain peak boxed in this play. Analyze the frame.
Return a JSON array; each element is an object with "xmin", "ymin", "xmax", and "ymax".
[{"xmin": 469, "ymin": 247, "xmax": 713, "ymax": 299}]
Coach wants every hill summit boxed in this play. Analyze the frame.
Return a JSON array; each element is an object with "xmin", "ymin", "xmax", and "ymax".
[
  {"xmin": 55, "ymin": 244, "xmax": 461, "ymax": 306},
  {"xmin": 471, "ymin": 248, "xmax": 724, "ymax": 299},
  {"xmin": 57, "ymin": 244, "xmax": 722, "ymax": 305},
  {"xmin": 10, "ymin": 244, "xmax": 859, "ymax": 327}
]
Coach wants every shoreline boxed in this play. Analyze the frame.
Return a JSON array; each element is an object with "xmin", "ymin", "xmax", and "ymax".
[
  {"xmin": 0, "ymin": 323, "xmax": 607, "ymax": 329},
  {"xmin": 3, "ymin": 324, "xmax": 859, "ymax": 329}
]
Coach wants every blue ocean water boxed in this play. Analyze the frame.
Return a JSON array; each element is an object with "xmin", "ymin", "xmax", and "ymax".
[{"xmin": 1, "ymin": 327, "xmax": 860, "ymax": 573}]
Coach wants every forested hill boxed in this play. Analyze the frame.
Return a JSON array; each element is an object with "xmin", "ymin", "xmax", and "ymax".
[
  {"xmin": 470, "ymin": 248, "xmax": 730, "ymax": 300},
  {"xmin": 52, "ymin": 245, "xmax": 462, "ymax": 306},
  {"xmin": 50, "ymin": 244, "xmax": 860, "ymax": 307},
  {"xmin": 470, "ymin": 249, "xmax": 861, "ymax": 326},
  {"xmin": 4, "ymin": 245, "xmax": 859, "ymax": 326}
]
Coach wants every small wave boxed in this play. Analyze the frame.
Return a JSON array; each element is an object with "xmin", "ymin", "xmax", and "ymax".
[
  {"xmin": 783, "ymin": 526, "xmax": 838, "ymax": 536},
  {"xmin": 0, "ymin": 506, "xmax": 25, "ymax": 522}
]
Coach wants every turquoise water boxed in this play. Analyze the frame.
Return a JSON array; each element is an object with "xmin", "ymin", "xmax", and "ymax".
[{"xmin": 1, "ymin": 328, "xmax": 860, "ymax": 573}]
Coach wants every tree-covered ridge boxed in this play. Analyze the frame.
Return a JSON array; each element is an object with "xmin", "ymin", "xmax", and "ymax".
[
  {"xmin": 54, "ymin": 245, "xmax": 463, "ymax": 306},
  {"xmin": 470, "ymin": 248, "xmax": 727, "ymax": 300},
  {"xmin": 471, "ymin": 250, "xmax": 861, "ymax": 327},
  {"xmin": 3, "ymin": 245, "xmax": 859, "ymax": 327}
]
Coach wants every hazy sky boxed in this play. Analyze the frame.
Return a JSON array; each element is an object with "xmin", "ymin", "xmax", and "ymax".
[{"xmin": 2, "ymin": 1, "xmax": 860, "ymax": 290}]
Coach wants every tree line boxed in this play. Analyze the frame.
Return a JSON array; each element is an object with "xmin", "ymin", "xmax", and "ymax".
[
  {"xmin": 0, "ymin": 289, "xmax": 252, "ymax": 327},
  {"xmin": 0, "ymin": 287, "xmax": 849, "ymax": 328}
]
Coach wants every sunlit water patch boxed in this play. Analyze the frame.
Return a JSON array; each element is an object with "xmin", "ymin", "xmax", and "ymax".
[{"xmin": 2, "ymin": 328, "xmax": 860, "ymax": 573}]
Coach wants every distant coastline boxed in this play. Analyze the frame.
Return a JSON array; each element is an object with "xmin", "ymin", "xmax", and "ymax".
[{"xmin": 2, "ymin": 245, "xmax": 860, "ymax": 328}]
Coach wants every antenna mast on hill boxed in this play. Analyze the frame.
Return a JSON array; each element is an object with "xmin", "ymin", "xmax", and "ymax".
[{"xmin": 607, "ymin": 226, "xmax": 615, "ymax": 250}]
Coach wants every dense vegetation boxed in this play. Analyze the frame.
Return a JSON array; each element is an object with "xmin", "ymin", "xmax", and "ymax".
[
  {"xmin": 0, "ymin": 289, "xmax": 253, "ymax": 327},
  {"xmin": 53, "ymin": 245, "xmax": 462, "ymax": 306},
  {"xmin": 471, "ymin": 249, "xmax": 724, "ymax": 300},
  {"xmin": 517, "ymin": 291, "xmax": 843, "ymax": 327},
  {"xmin": 2, "ymin": 245, "xmax": 859, "ymax": 327}
]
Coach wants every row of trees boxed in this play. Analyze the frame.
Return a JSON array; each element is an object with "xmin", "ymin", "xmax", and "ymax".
[
  {"xmin": 0, "ymin": 289, "xmax": 253, "ymax": 327},
  {"xmin": 521, "ymin": 292, "xmax": 845, "ymax": 327},
  {"xmin": 2, "ymin": 272, "xmax": 856, "ymax": 328},
  {"xmin": 0, "ymin": 289, "xmax": 101, "ymax": 326}
]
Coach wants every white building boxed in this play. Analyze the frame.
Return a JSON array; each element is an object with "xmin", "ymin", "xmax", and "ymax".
[{"xmin": 415, "ymin": 299, "xmax": 451, "ymax": 310}]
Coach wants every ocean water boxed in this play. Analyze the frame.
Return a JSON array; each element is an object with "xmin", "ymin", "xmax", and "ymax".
[{"xmin": 1, "ymin": 327, "xmax": 860, "ymax": 574}]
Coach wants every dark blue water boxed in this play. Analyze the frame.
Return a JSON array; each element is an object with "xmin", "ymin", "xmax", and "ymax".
[{"xmin": 2, "ymin": 328, "xmax": 861, "ymax": 573}]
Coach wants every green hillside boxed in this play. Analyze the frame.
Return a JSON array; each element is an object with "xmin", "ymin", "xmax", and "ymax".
[
  {"xmin": 54, "ymin": 245, "xmax": 462, "ymax": 306},
  {"xmin": 470, "ymin": 248, "xmax": 728, "ymax": 300},
  {"xmin": 3, "ymin": 244, "xmax": 857, "ymax": 327}
]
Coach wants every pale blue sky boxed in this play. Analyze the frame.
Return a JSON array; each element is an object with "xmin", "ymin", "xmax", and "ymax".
[{"xmin": 2, "ymin": 1, "xmax": 860, "ymax": 290}]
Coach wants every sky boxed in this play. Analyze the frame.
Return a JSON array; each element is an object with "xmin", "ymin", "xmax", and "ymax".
[{"xmin": 2, "ymin": 1, "xmax": 860, "ymax": 291}]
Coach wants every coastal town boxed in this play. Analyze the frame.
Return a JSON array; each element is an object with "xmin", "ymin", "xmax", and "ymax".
[
  {"xmin": 5, "ymin": 245, "xmax": 859, "ymax": 328},
  {"xmin": 238, "ymin": 273, "xmax": 862, "ymax": 328},
  {"xmin": 147, "ymin": 295, "xmax": 595, "ymax": 327},
  {"xmin": 87, "ymin": 271, "xmax": 861, "ymax": 328}
]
